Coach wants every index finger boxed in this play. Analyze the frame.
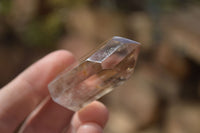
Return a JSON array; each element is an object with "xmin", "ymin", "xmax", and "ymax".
[{"xmin": 0, "ymin": 50, "xmax": 76, "ymax": 133}]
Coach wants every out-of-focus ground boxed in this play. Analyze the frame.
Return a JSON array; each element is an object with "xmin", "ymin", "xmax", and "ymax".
[{"xmin": 0, "ymin": 0, "xmax": 200, "ymax": 133}]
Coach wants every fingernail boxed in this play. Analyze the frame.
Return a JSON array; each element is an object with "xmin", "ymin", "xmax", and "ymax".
[{"xmin": 77, "ymin": 123, "xmax": 103, "ymax": 133}]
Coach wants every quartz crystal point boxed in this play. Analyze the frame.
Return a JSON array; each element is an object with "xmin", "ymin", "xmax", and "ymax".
[{"xmin": 48, "ymin": 36, "xmax": 141, "ymax": 111}]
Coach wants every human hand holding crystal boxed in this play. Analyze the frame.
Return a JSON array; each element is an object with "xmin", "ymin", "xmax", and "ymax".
[{"xmin": 0, "ymin": 50, "xmax": 109, "ymax": 133}]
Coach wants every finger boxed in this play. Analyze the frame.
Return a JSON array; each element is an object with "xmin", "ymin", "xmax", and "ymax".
[
  {"xmin": 0, "ymin": 50, "xmax": 76, "ymax": 133},
  {"xmin": 77, "ymin": 123, "xmax": 103, "ymax": 133},
  {"xmin": 19, "ymin": 97, "xmax": 74, "ymax": 133},
  {"xmin": 67, "ymin": 101, "xmax": 109, "ymax": 133}
]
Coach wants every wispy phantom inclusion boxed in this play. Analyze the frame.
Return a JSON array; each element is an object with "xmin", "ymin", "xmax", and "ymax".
[{"xmin": 48, "ymin": 36, "xmax": 141, "ymax": 111}]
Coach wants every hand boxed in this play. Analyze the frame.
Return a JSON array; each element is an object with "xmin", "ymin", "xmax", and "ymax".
[{"xmin": 0, "ymin": 50, "xmax": 109, "ymax": 133}]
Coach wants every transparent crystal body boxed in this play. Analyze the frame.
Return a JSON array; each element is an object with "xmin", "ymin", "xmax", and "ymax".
[{"xmin": 48, "ymin": 36, "xmax": 141, "ymax": 111}]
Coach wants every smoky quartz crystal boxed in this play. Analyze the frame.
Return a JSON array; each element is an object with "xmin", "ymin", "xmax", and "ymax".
[{"xmin": 48, "ymin": 36, "xmax": 141, "ymax": 111}]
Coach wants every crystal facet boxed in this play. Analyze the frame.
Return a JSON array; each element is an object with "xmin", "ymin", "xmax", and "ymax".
[{"xmin": 48, "ymin": 36, "xmax": 141, "ymax": 111}]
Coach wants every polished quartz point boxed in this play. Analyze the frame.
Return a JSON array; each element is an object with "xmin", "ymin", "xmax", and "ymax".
[{"xmin": 48, "ymin": 36, "xmax": 141, "ymax": 111}]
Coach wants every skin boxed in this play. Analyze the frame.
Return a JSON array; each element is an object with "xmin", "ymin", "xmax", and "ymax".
[{"xmin": 0, "ymin": 50, "xmax": 109, "ymax": 133}]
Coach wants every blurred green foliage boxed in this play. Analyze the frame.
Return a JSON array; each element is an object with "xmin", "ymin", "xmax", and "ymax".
[
  {"xmin": 47, "ymin": 0, "xmax": 90, "ymax": 8},
  {"xmin": 0, "ymin": 0, "xmax": 11, "ymax": 15},
  {"xmin": 23, "ymin": 13, "xmax": 64, "ymax": 48}
]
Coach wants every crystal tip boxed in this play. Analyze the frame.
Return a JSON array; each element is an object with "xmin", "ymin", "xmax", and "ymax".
[{"xmin": 112, "ymin": 36, "xmax": 141, "ymax": 45}]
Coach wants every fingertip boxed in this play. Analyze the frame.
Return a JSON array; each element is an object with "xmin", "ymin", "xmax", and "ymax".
[
  {"xmin": 73, "ymin": 101, "xmax": 109, "ymax": 128},
  {"xmin": 77, "ymin": 123, "xmax": 103, "ymax": 133},
  {"xmin": 47, "ymin": 50, "xmax": 76, "ymax": 68},
  {"xmin": 16, "ymin": 50, "xmax": 76, "ymax": 99},
  {"xmin": 79, "ymin": 101, "xmax": 109, "ymax": 126}
]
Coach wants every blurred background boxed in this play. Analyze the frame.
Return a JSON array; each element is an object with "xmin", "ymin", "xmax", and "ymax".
[{"xmin": 0, "ymin": 0, "xmax": 200, "ymax": 133}]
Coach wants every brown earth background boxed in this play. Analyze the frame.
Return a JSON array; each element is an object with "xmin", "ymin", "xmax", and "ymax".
[{"xmin": 0, "ymin": 0, "xmax": 200, "ymax": 133}]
